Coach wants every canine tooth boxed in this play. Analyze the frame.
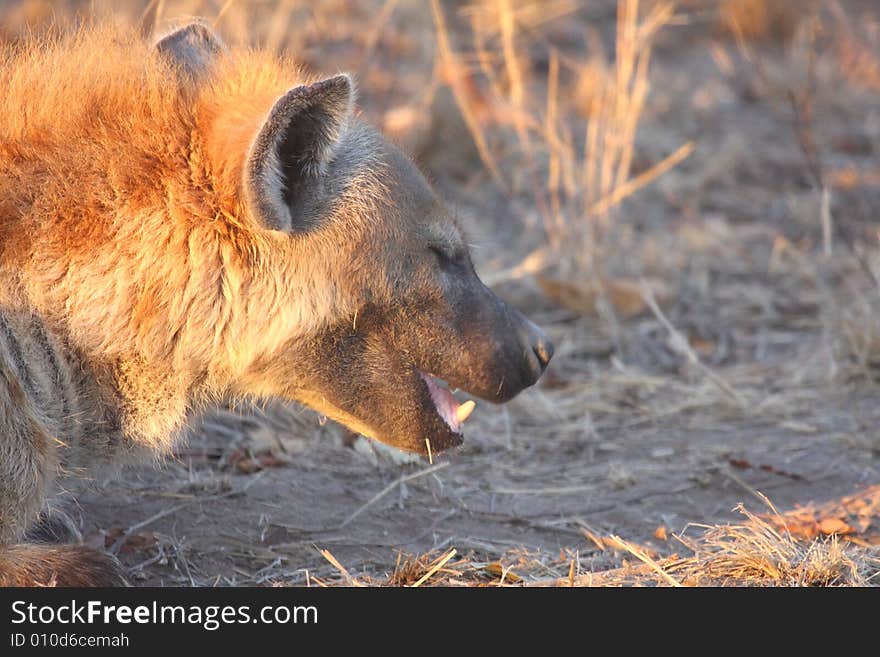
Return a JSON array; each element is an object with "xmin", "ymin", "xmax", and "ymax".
[{"xmin": 456, "ymin": 400, "xmax": 476, "ymax": 424}]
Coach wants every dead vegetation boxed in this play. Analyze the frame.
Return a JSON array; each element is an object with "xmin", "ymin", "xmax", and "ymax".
[
  {"xmin": 311, "ymin": 487, "xmax": 880, "ymax": 586},
  {"xmin": 2, "ymin": 0, "xmax": 880, "ymax": 586},
  {"xmin": 432, "ymin": 0, "xmax": 695, "ymax": 294}
]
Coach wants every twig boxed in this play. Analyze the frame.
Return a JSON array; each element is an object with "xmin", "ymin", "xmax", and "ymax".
[
  {"xmin": 109, "ymin": 475, "xmax": 264, "ymax": 555},
  {"xmin": 109, "ymin": 502, "xmax": 190, "ymax": 556},
  {"xmin": 338, "ymin": 462, "xmax": 450, "ymax": 528},
  {"xmin": 721, "ymin": 468, "xmax": 768, "ymax": 506},
  {"xmin": 640, "ymin": 279, "xmax": 746, "ymax": 407},
  {"xmin": 589, "ymin": 140, "xmax": 694, "ymax": 217},
  {"xmin": 820, "ymin": 186, "xmax": 832, "ymax": 258}
]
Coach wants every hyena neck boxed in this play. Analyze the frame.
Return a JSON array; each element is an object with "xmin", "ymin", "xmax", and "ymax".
[
  {"xmin": 67, "ymin": 348, "xmax": 230, "ymax": 460},
  {"xmin": 49, "ymin": 235, "xmax": 347, "ymax": 457},
  {"xmin": 17, "ymin": 210, "xmax": 349, "ymax": 457},
  {"xmin": 105, "ymin": 354, "xmax": 205, "ymax": 455}
]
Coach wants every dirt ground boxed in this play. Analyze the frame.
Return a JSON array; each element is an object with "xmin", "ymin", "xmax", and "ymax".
[
  {"xmin": 5, "ymin": 0, "xmax": 880, "ymax": 584},
  {"xmin": 71, "ymin": 385, "xmax": 880, "ymax": 585}
]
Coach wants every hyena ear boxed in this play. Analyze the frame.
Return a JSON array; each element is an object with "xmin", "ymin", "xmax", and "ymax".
[
  {"xmin": 155, "ymin": 22, "xmax": 225, "ymax": 80},
  {"xmin": 244, "ymin": 75, "xmax": 354, "ymax": 232}
]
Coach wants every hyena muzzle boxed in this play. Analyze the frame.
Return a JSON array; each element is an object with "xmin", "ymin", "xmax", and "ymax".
[{"xmin": 0, "ymin": 22, "xmax": 553, "ymax": 586}]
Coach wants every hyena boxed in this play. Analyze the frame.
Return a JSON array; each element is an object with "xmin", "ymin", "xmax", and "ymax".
[{"xmin": 0, "ymin": 22, "xmax": 553, "ymax": 586}]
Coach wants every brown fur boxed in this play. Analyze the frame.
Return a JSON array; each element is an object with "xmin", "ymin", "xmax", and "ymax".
[
  {"xmin": 2, "ymin": 25, "xmax": 352, "ymax": 383},
  {"xmin": 1, "ymin": 26, "xmax": 372, "ymax": 454},
  {"xmin": 0, "ymin": 22, "xmax": 552, "ymax": 586},
  {"xmin": 0, "ymin": 545, "xmax": 127, "ymax": 587}
]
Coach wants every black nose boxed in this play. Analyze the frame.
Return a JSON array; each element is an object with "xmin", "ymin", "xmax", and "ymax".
[
  {"xmin": 519, "ymin": 317, "xmax": 553, "ymax": 376},
  {"xmin": 533, "ymin": 335, "xmax": 554, "ymax": 372}
]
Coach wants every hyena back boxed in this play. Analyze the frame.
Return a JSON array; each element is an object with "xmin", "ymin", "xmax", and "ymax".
[{"xmin": 0, "ymin": 22, "xmax": 552, "ymax": 586}]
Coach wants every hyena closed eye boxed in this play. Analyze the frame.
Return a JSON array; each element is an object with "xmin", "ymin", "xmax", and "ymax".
[{"xmin": 0, "ymin": 22, "xmax": 553, "ymax": 586}]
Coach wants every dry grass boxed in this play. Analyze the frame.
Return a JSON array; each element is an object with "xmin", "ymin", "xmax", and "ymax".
[
  {"xmin": 833, "ymin": 13, "xmax": 880, "ymax": 92},
  {"xmin": 432, "ymin": 0, "xmax": 693, "ymax": 282},
  {"xmin": 308, "ymin": 488, "xmax": 880, "ymax": 587},
  {"xmin": 715, "ymin": 0, "xmax": 804, "ymax": 44},
  {"xmin": 672, "ymin": 506, "xmax": 869, "ymax": 587}
]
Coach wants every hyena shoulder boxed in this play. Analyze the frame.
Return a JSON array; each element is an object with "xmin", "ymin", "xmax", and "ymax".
[{"xmin": 0, "ymin": 25, "xmax": 322, "ymax": 584}]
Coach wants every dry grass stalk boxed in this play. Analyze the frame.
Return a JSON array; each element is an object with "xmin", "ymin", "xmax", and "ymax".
[
  {"xmin": 338, "ymin": 461, "xmax": 450, "ymax": 528},
  {"xmin": 319, "ymin": 548, "xmax": 365, "ymax": 587},
  {"xmin": 434, "ymin": 0, "xmax": 691, "ymax": 284},
  {"xmin": 606, "ymin": 534, "xmax": 682, "ymax": 586},
  {"xmin": 347, "ymin": 486, "xmax": 880, "ymax": 587},
  {"xmin": 527, "ymin": 496, "xmax": 879, "ymax": 587},
  {"xmin": 639, "ymin": 279, "xmax": 746, "ymax": 407},
  {"xmin": 581, "ymin": 1, "xmax": 683, "ymax": 244},
  {"xmin": 430, "ymin": 0, "xmax": 506, "ymax": 188},
  {"xmin": 588, "ymin": 140, "xmax": 694, "ymax": 218},
  {"xmin": 499, "ymin": 0, "xmax": 528, "ymax": 153},
  {"xmin": 716, "ymin": 0, "xmax": 802, "ymax": 45},
  {"xmin": 529, "ymin": 559, "xmax": 684, "ymax": 587},
  {"xmin": 410, "ymin": 548, "xmax": 457, "ymax": 587}
]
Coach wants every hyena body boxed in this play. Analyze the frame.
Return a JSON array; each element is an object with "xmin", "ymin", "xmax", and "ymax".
[{"xmin": 0, "ymin": 23, "xmax": 552, "ymax": 585}]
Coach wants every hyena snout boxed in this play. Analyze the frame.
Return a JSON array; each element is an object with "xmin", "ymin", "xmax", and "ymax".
[{"xmin": 464, "ymin": 290, "xmax": 555, "ymax": 403}]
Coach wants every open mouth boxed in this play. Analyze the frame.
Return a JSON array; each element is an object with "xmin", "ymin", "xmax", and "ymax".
[{"xmin": 420, "ymin": 372, "xmax": 476, "ymax": 434}]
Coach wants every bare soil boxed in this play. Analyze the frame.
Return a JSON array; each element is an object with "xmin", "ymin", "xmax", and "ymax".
[{"xmin": 75, "ymin": 385, "xmax": 880, "ymax": 585}]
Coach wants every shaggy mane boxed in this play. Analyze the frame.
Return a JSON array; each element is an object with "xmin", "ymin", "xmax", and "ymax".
[
  {"xmin": 0, "ymin": 22, "xmax": 308, "ymax": 224},
  {"xmin": 0, "ymin": 22, "xmax": 346, "ymax": 412}
]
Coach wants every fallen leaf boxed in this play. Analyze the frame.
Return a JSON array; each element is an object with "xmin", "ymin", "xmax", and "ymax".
[
  {"xmin": 477, "ymin": 562, "xmax": 523, "ymax": 583},
  {"xmin": 776, "ymin": 516, "xmax": 819, "ymax": 539},
  {"xmin": 689, "ymin": 337, "xmax": 716, "ymax": 356},
  {"xmin": 101, "ymin": 528, "xmax": 158, "ymax": 555},
  {"xmin": 828, "ymin": 167, "xmax": 880, "ymax": 189},
  {"xmin": 256, "ymin": 453, "xmax": 290, "ymax": 469},
  {"xmin": 604, "ymin": 279, "xmax": 650, "ymax": 319},
  {"xmin": 235, "ymin": 458, "xmax": 262, "ymax": 474},
  {"xmin": 536, "ymin": 276, "xmax": 596, "ymax": 314},
  {"xmin": 817, "ymin": 518, "xmax": 854, "ymax": 536},
  {"xmin": 536, "ymin": 275, "xmax": 669, "ymax": 320},
  {"xmin": 756, "ymin": 464, "xmax": 803, "ymax": 481},
  {"xmin": 119, "ymin": 532, "xmax": 158, "ymax": 555}
]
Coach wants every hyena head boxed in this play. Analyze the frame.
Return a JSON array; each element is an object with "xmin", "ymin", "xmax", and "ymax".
[{"xmin": 162, "ymin": 24, "xmax": 553, "ymax": 455}]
